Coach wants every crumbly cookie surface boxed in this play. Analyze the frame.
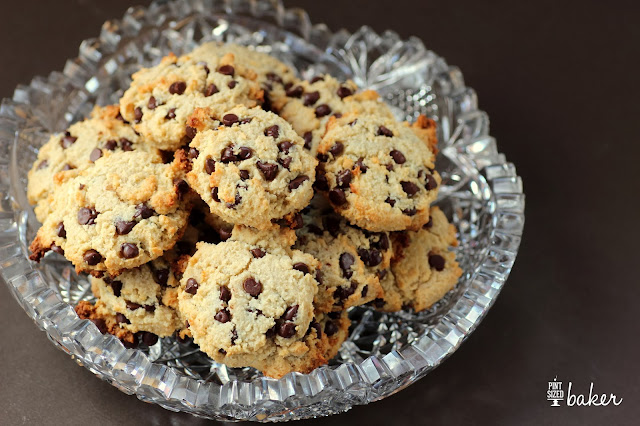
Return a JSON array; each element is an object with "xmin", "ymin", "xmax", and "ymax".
[
  {"xmin": 316, "ymin": 112, "xmax": 440, "ymax": 232},
  {"xmin": 178, "ymin": 240, "xmax": 327, "ymax": 378},
  {"xmin": 29, "ymin": 151, "xmax": 191, "ymax": 276},
  {"xmin": 295, "ymin": 198, "xmax": 387, "ymax": 312},
  {"xmin": 119, "ymin": 50, "xmax": 263, "ymax": 150},
  {"xmin": 186, "ymin": 106, "xmax": 316, "ymax": 229},
  {"xmin": 278, "ymin": 75, "xmax": 394, "ymax": 155},
  {"xmin": 379, "ymin": 207, "xmax": 462, "ymax": 312},
  {"xmin": 27, "ymin": 105, "xmax": 159, "ymax": 222}
]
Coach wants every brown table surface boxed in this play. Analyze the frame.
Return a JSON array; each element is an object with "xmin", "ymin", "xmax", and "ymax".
[{"xmin": 1, "ymin": 1, "xmax": 639, "ymax": 425}]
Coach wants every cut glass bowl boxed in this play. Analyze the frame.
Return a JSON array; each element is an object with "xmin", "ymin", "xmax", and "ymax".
[{"xmin": 0, "ymin": 0, "xmax": 525, "ymax": 421}]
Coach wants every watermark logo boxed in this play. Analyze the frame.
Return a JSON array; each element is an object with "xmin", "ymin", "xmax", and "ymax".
[
  {"xmin": 547, "ymin": 376, "xmax": 564, "ymax": 407},
  {"xmin": 547, "ymin": 377, "xmax": 623, "ymax": 407}
]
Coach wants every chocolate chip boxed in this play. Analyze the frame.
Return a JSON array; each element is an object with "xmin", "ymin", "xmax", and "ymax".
[
  {"xmin": 293, "ymin": 263, "xmax": 309, "ymax": 274},
  {"xmin": 302, "ymin": 132, "xmax": 313, "ymax": 150},
  {"xmin": 310, "ymin": 76, "xmax": 324, "ymax": 83},
  {"xmin": 218, "ymin": 65, "xmax": 235, "ymax": 76},
  {"xmin": 336, "ymin": 169, "xmax": 352, "ymax": 188},
  {"xmin": 134, "ymin": 204, "xmax": 155, "ymax": 219},
  {"xmin": 425, "ymin": 174, "xmax": 438, "ymax": 190},
  {"xmin": 218, "ymin": 348, "xmax": 227, "ymax": 355},
  {"xmin": 152, "ymin": 269, "xmax": 169, "ymax": 286},
  {"xmin": 428, "ymin": 253, "xmax": 446, "ymax": 271},
  {"xmin": 354, "ymin": 158, "xmax": 367, "ymax": 173},
  {"xmin": 222, "ymin": 113, "xmax": 238, "ymax": 126},
  {"xmin": 120, "ymin": 138, "xmax": 133, "ymax": 151},
  {"xmin": 174, "ymin": 179, "xmax": 189, "ymax": 200},
  {"xmin": 185, "ymin": 278, "xmax": 199, "ymax": 295},
  {"xmin": 146, "ymin": 96, "xmax": 157, "ymax": 110},
  {"xmin": 385, "ymin": 197, "xmax": 396, "ymax": 207},
  {"xmin": 239, "ymin": 117, "xmax": 253, "ymax": 124},
  {"xmin": 102, "ymin": 140, "xmax": 117, "ymax": 152},
  {"xmin": 134, "ymin": 107, "xmax": 143, "ymax": 123},
  {"xmin": 218, "ymin": 227, "xmax": 232, "ymax": 240},
  {"xmin": 323, "ymin": 216, "xmax": 341, "ymax": 237},
  {"xmin": 202, "ymin": 157, "xmax": 216, "ymax": 175},
  {"xmin": 37, "ymin": 160, "xmax": 48, "ymax": 170},
  {"xmin": 377, "ymin": 234, "xmax": 390, "ymax": 250},
  {"xmin": 288, "ymin": 175, "xmax": 309, "ymax": 191},
  {"xmin": 282, "ymin": 305, "xmax": 299, "ymax": 321},
  {"xmin": 358, "ymin": 248, "xmax": 382, "ymax": 267},
  {"xmin": 333, "ymin": 113, "xmax": 343, "ymax": 119},
  {"xmin": 315, "ymin": 270, "xmax": 324, "ymax": 286},
  {"xmin": 402, "ymin": 207, "xmax": 417, "ymax": 216},
  {"xmin": 325, "ymin": 321, "xmax": 339, "ymax": 336},
  {"xmin": 205, "ymin": 83, "xmax": 219, "ymax": 96},
  {"xmin": 266, "ymin": 72, "xmax": 283, "ymax": 84},
  {"xmin": 211, "ymin": 187, "xmax": 220, "ymax": 202},
  {"xmin": 198, "ymin": 61, "xmax": 210, "ymax": 73},
  {"xmin": 390, "ymin": 149, "xmax": 406, "ymax": 164},
  {"xmin": 185, "ymin": 126, "xmax": 197, "ymax": 140},
  {"xmin": 277, "ymin": 322, "xmax": 296, "ymax": 338},
  {"xmin": 361, "ymin": 285, "xmax": 369, "ymax": 297},
  {"xmin": 231, "ymin": 328, "xmax": 238, "ymax": 345},
  {"xmin": 142, "ymin": 332, "xmax": 158, "ymax": 346},
  {"xmin": 329, "ymin": 188, "xmax": 347, "ymax": 206},
  {"xmin": 239, "ymin": 169, "xmax": 250, "ymax": 180},
  {"xmin": 386, "ymin": 163, "xmax": 394, "ymax": 171},
  {"xmin": 60, "ymin": 132, "xmax": 77, "ymax": 148},
  {"xmin": 277, "ymin": 140, "xmax": 293, "ymax": 153},
  {"xmin": 228, "ymin": 79, "xmax": 238, "ymax": 88},
  {"xmin": 215, "ymin": 309, "xmax": 231, "ymax": 323},
  {"xmin": 220, "ymin": 286, "xmax": 232, "ymax": 302},
  {"xmin": 401, "ymin": 181, "xmax": 420, "ymax": 197},
  {"xmin": 264, "ymin": 125, "xmax": 279, "ymax": 138},
  {"xmin": 90, "ymin": 318, "xmax": 108, "ymax": 334},
  {"xmin": 378, "ymin": 126, "xmax": 394, "ymax": 137},
  {"xmin": 337, "ymin": 86, "xmax": 353, "ymax": 98},
  {"xmin": 303, "ymin": 91, "xmax": 320, "ymax": 106},
  {"xmin": 237, "ymin": 146, "xmax": 253, "ymax": 160},
  {"xmin": 120, "ymin": 243, "xmax": 139, "ymax": 259},
  {"xmin": 278, "ymin": 157, "xmax": 292, "ymax": 169},
  {"xmin": 144, "ymin": 304, "xmax": 156, "ymax": 313},
  {"xmin": 251, "ymin": 248, "xmax": 265, "ymax": 258},
  {"xmin": 329, "ymin": 141, "xmax": 344, "ymax": 157},
  {"xmin": 220, "ymin": 146, "xmax": 237, "ymax": 163},
  {"xmin": 50, "ymin": 244, "xmax": 64, "ymax": 255},
  {"xmin": 257, "ymin": 161, "xmax": 279, "ymax": 181},
  {"xmin": 78, "ymin": 207, "xmax": 98, "ymax": 225},
  {"xmin": 285, "ymin": 85, "xmax": 303, "ymax": 98},
  {"xmin": 310, "ymin": 320, "xmax": 322, "ymax": 337},
  {"xmin": 83, "ymin": 249, "xmax": 102, "ymax": 265},
  {"xmin": 226, "ymin": 190, "xmax": 242, "ymax": 208},
  {"xmin": 314, "ymin": 171, "xmax": 329, "ymax": 190},
  {"xmin": 315, "ymin": 104, "xmax": 331, "ymax": 117},
  {"xmin": 115, "ymin": 220, "xmax": 136, "ymax": 235},
  {"xmin": 165, "ymin": 108, "xmax": 176, "ymax": 120},
  {"xmin": 116, "ymin": 312, "xmax": 129, "ymax": 324},
  {"xmin": 339, "ymin": 253, "xmax": 355, "ymax": 278},
  {"xmin": 243, "ymin": 277, "xmax": 262, "ymax": 297},
  {"xmin": 56, "ymin": 222, "xmax": 66, "ymax": 238},
  {"xmin": 188, "ymin": 147, "xmax": 199, "ymax": 159},
  {"xmin": 169, "ymin": 81, "xmax": 186, "ymax": 95}
]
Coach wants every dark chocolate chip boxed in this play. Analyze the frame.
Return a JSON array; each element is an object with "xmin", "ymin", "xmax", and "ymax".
[
  {"xmin": 188, "ymin": 147, "xmax": 199, "ymax": 159},
  {"xmin": 152, "ymin": 269, "xmax": 169, "ymax": 286},
  {"xmin": 185, "ymin": 126, "xmax": 197, "ymax": 140},
  {"xmin": 220, "ymin": 286, "xmax": 232, "ymax": 303},
  {"xmin": 310, "ymin": 76, "xmax": 324, "ymax": 83},
  {"xmin": 251, "ymin": 248, "xmax": 265, "ymax": 258},
  {"xmin": 402, "ymin": 207, "xmax": 417, "ymax": 216},
  {"xmin": 329, "ymin": 141, "xmax": 344, "ymax": 157},
  {"xmin": 425, "ymin": 174, "xmax": 438, "ymax": 190},
  {"xmin": 339, "ymin": 252, "xmax": 355, "ymax": 278},
  {"xmin": 293, "ymin": 263, "xmax": 309, "ymax": 274},
  {"xmin": 134, "ymin": 107, "xmax": 143, "ymax": 123},
  {"xmin": 358, "ymin": 248, "xmax": 382, "ymax": 267},
  {"xmin": 60, "ymin": 132, "xmax": 77, "ymax": 148},
  {"xmin": 378, "ymin": 126, "xmax": 394, "ymax": 137},
  {"xmin": 218, "ymin": 65, "xmax": 235, "ymax": 76},
  {"xmin": 239, "ymin": 117, "xmax": 253, "ymax": 124},
  {"xmin": 278, "ymin": 157, "xmax": 292, "ymax": 169},
  {"xmin": 205, "ymin": 83, "xmax": 219, "ymax": 97},
  {"xmin": 227, "ymin": 80, "xmax": 237, "ymax": 89},
  {"xmin": 243, "ymin": 277, "xmax": 262, "ymax": 297},
  {"xmin": 288, "ymin": 175, "xmax": 309, "ymax": 191},
  {"xmin": 337, "ymin": 86, "xmax": 353, "ymax": 98},
  {"xmin": 390, "ymin": 149, "xmax": 406, "ymax": 164},
  {"xmin": 428, "ymin": 253, "xmax": 446, "ymax": 271},
  {"xmin": 239, "ymin": 169, "xmax": 250, "ymax": 180},
  {"xmin": 222, "ymin": 113, "xmax": 238, "ymax": 126},
  {"xmin": 78, "ymin": 207, "xmax": 98, "ymax": 225},
  {"xmin": 104, "ymin": 140, "xmax": 118, "ymax": 151},
  {"xmin": 83, "ymin": 249, "xmax": 102, "ymax": 265},
  {"xmin": 144, "ymin": 304, "xmax": 156, "ymax": 313},
  {"xmin": 264, "ymin": 125, "xmax": 279, "ymax": 138},
  {"xmin": 214, "ymin": 309, "xmax": 231, "ymax": 323},
  {"xmin": 211, "ymin": 187, "xmax": 220, "ymax": 202},
  {"xmin": 218, "ymin": 227, "xmax": 232, "ymax": 240},
  {"xmin": 283, "ymin": 305, "xmax": 299, "ymax": 321},
  {"xmin": 142, "ymin": 332, "xmax": 158, "ymax": 346},
  {"xmin": 205, "ymin": 157, "xmax": 216, "ymax": 174},
  {"xmin": 116, "ymin": 312, "xmax": 130, "ymax": 324},
  {"xmin": 257, "ymin": 161, "xmax": 279, "ymax": 181},
  {"xmin": 220, "ymin": 146, "xmax": 237, "ymax": 163},
  {"xmin": 56, "ymin": 222, "xmax": 66, "ymax": 238},
  {"xmin": 285, "ymin": 85, "xmax": 303, "ymax": 98},
  {"xmin": 169, "ymin": 81, "xmax": 187, "ymax": 95},
  {"xmin": 325, "ymin": 321, "xmax": 339, "ymax": 336},
  {"xmin": 185, "ymin": 278, "xmax": 199, "ymax": 295},
  {"xmin": 266, "ymin": 72, "xmax": 283, "ymax": 84},
  {"xmin": 329, "ymin": 188, "xmax": 347, "ymax": 206},
  {"xmin": 277, "ymin": 322, "xmax": 296, "ymax": 338},
  {"xmin": 361, "ymin": 285, "xmax": 369, "ymax": 297},
  {"xmin": 120, "ymin": 138, "xmax": 133, "ymax": 151},
  {"xmin": 401, "ymin": 181, "xmax": 420, "ymax": 197},
  {"xmin": 303, "ymin": 91, "xmax": 320, "ymax": 106},
  {"xmin": 134, "ymin": 204, "xmax": 155, "ymax": 219},
  {"xmin": 237, "ymin": 146, "xmax": 253, "ymax": 160},
  {"xmin": 354, "ymin": 158, "xmax": 367, "ymax": 173},
  {"xmin": 115, "ymin": 220, "xmax": 136, "ymax": 235},
  {"xmin": 336, "ymin": 169, "xmax": 352, "ymax": 188},
  {"xmin": 277, "ymin": 140, "xmax": 293, "ymax": 153},
  {"xmin": 386, "ymin": 163, "xmax": 394, "ymax": 171},
  {"xmin": 147, "ymin": 96, "xmax": 157, "ymax": 110},
  {"xmin": 91, "ymin": 318, "xmax": 108, "ymax": 334},
  {"xmin": 174, "ymin": 179, "xmax": 189, "ymax": 200},
  {"xmin": 50, "ymin": 244, "xmax": 64, "ymax": 255},
  {"xmin": 385, "ymin": 197, "xmax": 396, "ymax": 207},
  {"xmin": 314, "ymin": 171, "xmax": 329, "ymax": 190},
  {"xmin": 315, "ymin": 104, "xmax": 331, "ymax": 117},
  {"xmin": 120, "ymin": 243, "xmax": 139, "ymax": 259},
  {"xmin": 165, "ymin": 108, "xmax": 176, "ymax": 120}
]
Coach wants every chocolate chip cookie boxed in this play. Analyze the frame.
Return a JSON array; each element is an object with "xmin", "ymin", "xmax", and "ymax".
[
  {"xmin": 378, "ymin": 206, "xmax": 462, "ymax": 312},
  {"xmin": 27, "ymin": 105, "xmax": 160, "ymax": 222},
  {"xmin": 29, "ymin": 151, "xmax": 191, "ymax": 276},
  {"xmin": 186, "ymin": 106, "xmax": 316, "ymax": 229},
  {"xmin": 295, "ymin": 198, "xmax": 387, "ymax": 312},
  {"xmin": 178, "ymin": 239, "xmax": 325, "ymax": 378},
  {"xmin": 119, "ymin": 50, "xmax": 263, "ymax": 150},
  {"xmin": 316, "ymin": 113, "xmax": 440, "ymax": 232}
]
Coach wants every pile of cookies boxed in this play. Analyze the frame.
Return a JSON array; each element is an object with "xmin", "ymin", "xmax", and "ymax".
[{"xmin": 27, "ymin": 42, "xmax": 462, "ymax": 378}]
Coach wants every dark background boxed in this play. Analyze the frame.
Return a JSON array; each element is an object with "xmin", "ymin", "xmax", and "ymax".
[{"xmin": 1, "ymin": 0, "xmax": 639, "ymax": 425}]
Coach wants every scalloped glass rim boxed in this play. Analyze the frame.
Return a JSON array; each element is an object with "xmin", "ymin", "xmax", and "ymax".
[{"xmin": 0, "ymin": 0, "xmax": 525, "ymax": 422}]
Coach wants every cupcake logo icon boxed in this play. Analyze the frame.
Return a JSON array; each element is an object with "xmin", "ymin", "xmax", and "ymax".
[{"xmin": 547, "ymin": 376, "xmax": 564, "ymax": 407}]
